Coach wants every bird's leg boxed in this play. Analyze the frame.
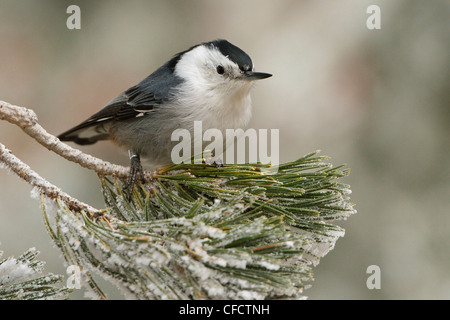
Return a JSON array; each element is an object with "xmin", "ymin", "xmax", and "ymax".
[{"xmin": 125, "ymin": 150, "xmax": 144, "ymax": 200}]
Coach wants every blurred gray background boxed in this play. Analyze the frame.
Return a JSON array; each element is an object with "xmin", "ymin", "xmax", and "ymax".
[{"xmin": 0, "ymin": 0, "xmax": 449, "ymax": 299}]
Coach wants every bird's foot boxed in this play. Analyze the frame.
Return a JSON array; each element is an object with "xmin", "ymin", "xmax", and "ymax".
[{"xmin": 124, "ymin": 154, "xmax": 144, "ymax": 201}]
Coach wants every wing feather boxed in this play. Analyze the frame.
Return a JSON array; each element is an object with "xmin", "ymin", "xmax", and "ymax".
[{"xmin": 58, "ymin": 57, "xmax": 184, "ymax": 145}]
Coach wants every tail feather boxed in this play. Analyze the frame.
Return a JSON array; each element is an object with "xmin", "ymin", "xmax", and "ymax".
[
  {"xmin": 58, "ymin": 132, "xmax": 109, "ymax": 145},
  {"xmin": 58, "ymin": 122, "xmax": 110, "ymax": 145}
]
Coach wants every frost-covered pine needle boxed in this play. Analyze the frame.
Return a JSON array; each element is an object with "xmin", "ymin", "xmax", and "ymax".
[
  {"xmin": 0, "ymin": 247, "xmax": 71, "ymax": 300},
  {"xmin": 42, "ymin": 150, "xmax": 356, "ymax": 299}
]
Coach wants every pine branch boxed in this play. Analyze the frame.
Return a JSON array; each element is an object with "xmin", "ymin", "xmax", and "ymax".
[
  {"xmin": 0, "ymin": 142, "xmax": 101, "ymax": 217},
  {"xmin": 0, "ymin": 247, "xmax": 71, "ymax": 300},
  {"xmin": 0, "ymin": 100, "xmax": 356, "ymax": 299},
  {"xmin": 0, "ymin": 100, "xmax": 151, "ymax": 181},
  {"xmin": 42, "ymin": 151, "xmax": 355, "ymax": 299}
]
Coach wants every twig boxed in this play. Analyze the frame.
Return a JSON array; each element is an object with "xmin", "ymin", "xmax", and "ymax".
[
  {"xmin": 0, "ymin": 100, "xmax": 152, "ymax": 181},
  {"xmin": 0, "ymin": 142, "xmax": 102, "ymax": 218}
]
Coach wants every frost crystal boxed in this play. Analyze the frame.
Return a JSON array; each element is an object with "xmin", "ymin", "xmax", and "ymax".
[
  {"xmin": 0, "ymin": 247, "xmax": 71, "ymax": 300},
  {"xmin": 38, "ymin": 151, "xmax": 355, "ymax": 300}
]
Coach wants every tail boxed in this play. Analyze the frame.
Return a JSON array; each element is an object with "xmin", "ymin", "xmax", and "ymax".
[
  {"xmin": 58, "ymin": 93, "xmax": 128, "ymax": 145},
  {"xmin": 58, "ymin": 122, "xmax": 109, "ymax": 145}
]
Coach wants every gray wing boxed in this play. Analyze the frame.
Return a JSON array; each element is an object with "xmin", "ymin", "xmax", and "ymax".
[{"xmin": 58, "ymin": 62, "xmax": 183, "ymax": 145}]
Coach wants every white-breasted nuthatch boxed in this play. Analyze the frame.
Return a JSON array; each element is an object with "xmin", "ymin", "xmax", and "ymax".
[{"xmin": 58, "ymin": 39, "xmax": 272, "ymax": 193}]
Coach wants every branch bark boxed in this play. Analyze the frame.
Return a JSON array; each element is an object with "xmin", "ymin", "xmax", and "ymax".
[
  {"xmin": 0, "ymin": 100, "xmax": 152, "ymax": 180},
  {"xmin": 0, "ymin": 100, "xmax": 156, "ymax": 219},
  {"xmin": 0, "ymin": 141, "xmax": 101, "ymax": 217}
]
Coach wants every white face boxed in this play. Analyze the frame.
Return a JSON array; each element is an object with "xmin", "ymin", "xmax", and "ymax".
[
  {"xmin": 172, "ymin": 44, "xmax": 256, "ymax": 132},
  {"xmin": 174, "ymin": 45, "xmax": 253, "ymax": 95}
]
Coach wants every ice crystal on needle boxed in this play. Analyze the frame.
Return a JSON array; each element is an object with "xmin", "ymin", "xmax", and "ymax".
[
  {"xmin": 41, "ymin": 151, "xmax": 355, "ymax": 299},
  {"xmin": 0, "ymin": 247, "xmax": 71, "ymax": 299}
]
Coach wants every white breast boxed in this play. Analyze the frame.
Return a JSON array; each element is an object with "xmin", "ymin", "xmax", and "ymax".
[{"xmin": 173, "ymin": 82, "xmax": 253, "ymax": 133}]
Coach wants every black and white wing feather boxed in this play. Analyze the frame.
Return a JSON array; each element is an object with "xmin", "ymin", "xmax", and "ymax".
[{"xmin": 57, "ymin": 59, "xmax": 183, "ymax": 145}]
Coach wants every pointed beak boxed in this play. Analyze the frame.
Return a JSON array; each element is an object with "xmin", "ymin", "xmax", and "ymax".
[{"xmin": 241, "ymin": 71, "xmax": 272, "ymax": 81}]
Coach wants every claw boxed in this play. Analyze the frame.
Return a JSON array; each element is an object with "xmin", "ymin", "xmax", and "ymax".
[{"xmin": 125, "ymin": 151, "xmax": 144, "ymax": 200}]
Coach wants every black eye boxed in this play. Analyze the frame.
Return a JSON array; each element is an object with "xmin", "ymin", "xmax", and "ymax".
[{"xmin": 216, "ymin": 65, "xmax": 225, "ymax": 75}]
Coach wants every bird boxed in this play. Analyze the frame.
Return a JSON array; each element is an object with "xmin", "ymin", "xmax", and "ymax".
[{"xmin": 58, "ymin": 39, "xmax": 272, "ymax": 196}]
